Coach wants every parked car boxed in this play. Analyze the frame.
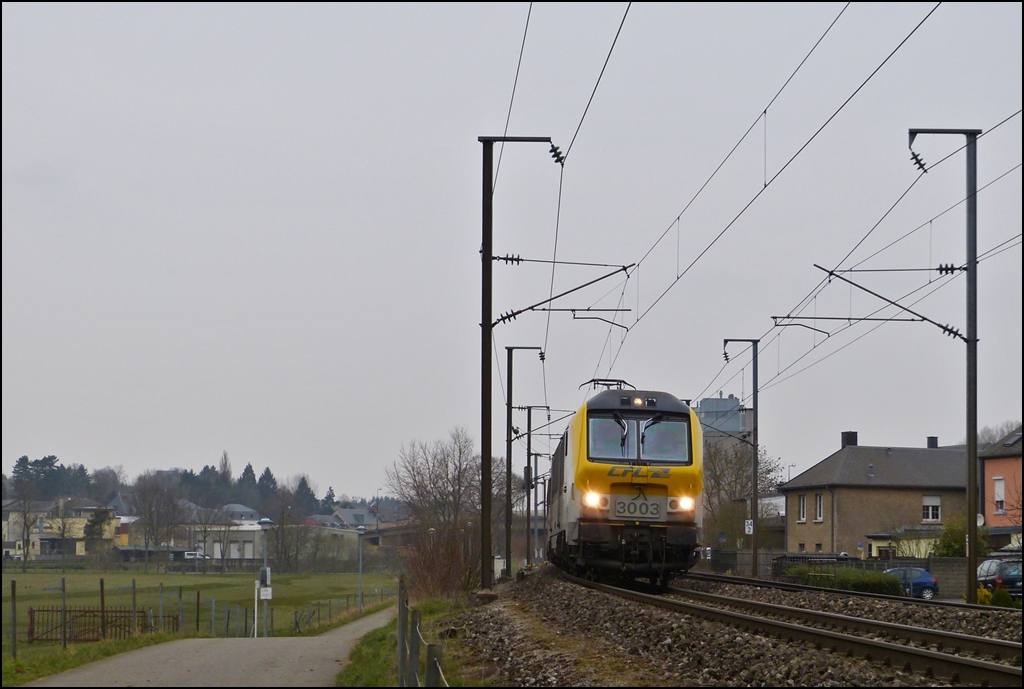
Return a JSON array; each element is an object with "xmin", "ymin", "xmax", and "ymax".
[
  {"xmin": 884, "ymin": 567, "xmax": 940, "ymax": 600},
  {"xmin": 183, "ymin": 551, "xmax": 210, "ymax": 560},
  {"xmin": 976, "ymin": 559, "xmax": 1022, "ymax": 600}
]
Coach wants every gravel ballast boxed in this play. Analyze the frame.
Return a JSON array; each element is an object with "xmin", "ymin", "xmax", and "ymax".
[
  {"xmin": 443, "ymin": 567, "xmax": 990, "ymax": 686},
  {"xmin": 671, "ymin": 577, "xmax": 1022, "ymax": 643}
]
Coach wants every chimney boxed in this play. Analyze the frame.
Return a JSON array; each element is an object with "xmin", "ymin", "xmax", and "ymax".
[
  {"xmin": 841, "ymin": 431, "xmax": 858, "ymax": 448},
  {"xmin": 927, "ymin": 436, "xmax": 938, "ymax": 449}
]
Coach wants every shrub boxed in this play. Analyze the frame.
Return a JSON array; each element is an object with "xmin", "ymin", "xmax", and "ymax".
[
  {"xmin": 784, "ymin": 565, "xmax": 905, "ymax": 595},
  {"xmin": 990, "ymin": 585, "xmax": 1020, "ymax": 608},
  {"xmin": 975, "ymin": 586, "xmax": 993, "ymax": 605}
]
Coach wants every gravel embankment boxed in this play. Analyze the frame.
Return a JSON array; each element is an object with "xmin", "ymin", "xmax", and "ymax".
[
  {"xmin": 671, "ymin": 577, "xmax": 1022, "ymax": 643},
  {"xmin": 445, "ymin": 568, "xmax": 961, "ymax": 687}
]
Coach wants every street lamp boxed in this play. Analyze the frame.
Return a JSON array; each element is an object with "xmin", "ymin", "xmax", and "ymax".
[
  {"xmin": 357, "ymin": 525, "xmax": 367, "ymax": 613},
  {"xmin": 258, "ymin": 517, "xmax": 273, "ymax": 637}
]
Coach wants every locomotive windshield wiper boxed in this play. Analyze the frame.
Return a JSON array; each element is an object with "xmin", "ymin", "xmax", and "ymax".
[
  {"xmin": 613, "ymin": 413, "xmax": 628, "ymax": 453},
  {"xmin": 641, "ymin": 414, "xmax": 665, "ymax": 446}
]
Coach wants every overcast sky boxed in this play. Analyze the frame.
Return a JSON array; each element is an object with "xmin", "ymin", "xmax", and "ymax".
[{"xmin": 3, "ymin": 2, "xmax": 1021, "ymax": 503}]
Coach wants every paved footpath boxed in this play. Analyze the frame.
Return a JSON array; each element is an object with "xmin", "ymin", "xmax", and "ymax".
[{"xmin": 27, "ymin": 606, "xmax": 396, "ymax": 687}]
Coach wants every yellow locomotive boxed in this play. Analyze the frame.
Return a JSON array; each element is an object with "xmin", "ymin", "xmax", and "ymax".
[{"xmin": 547, "ymin": 383, "xmax": 703, "ymax": 584}]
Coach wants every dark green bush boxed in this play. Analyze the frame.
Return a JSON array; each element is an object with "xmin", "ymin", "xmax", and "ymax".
[
  {"xmin": 784, "ymin": 565, "xmax": 905, "ymax": 596},
  {"xmin": 990, "ymin": 585, "xmax": 1021, "ymax": 609}
]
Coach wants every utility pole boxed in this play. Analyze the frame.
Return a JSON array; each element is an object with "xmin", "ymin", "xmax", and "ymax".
[
  {"xmin": 909, "ymin": 128, "xmax": 981, "ymax": 602},
  {"xmin": 520, "ymin": 405, "xmax": 549, "ymax": 568},
  {"xmin": 505, "ymin": 346, "xmax": 541, "ymax": 579},
  {"xmin": 724, "ymin": 338, "xmax": 759, "ymax": 578},
  {"xmin": 479, "ymin": 135, "xmax": 551, "ymax": 593}
]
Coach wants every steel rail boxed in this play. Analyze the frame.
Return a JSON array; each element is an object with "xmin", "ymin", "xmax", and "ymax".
[
  {"xmin": 562, "ymin": 572, "xmax": 1023, "ymax": 687},
  {"xmin": 667, "ymin": 586, "xmax": 1022, "ymax": 664},
  {"xmin": 685, "ymin": 571, "xmax": 1004, "ymax": 611}
]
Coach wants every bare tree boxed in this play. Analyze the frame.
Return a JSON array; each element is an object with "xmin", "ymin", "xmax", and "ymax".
[
  {"xmin": 135, "ymin": 472, "xmax": 183, "ymax": 572},
  {"xmin": 194, "ymin": 507, "xmax": 227, "ymax": 572},
  {"xmin": 217, "ymin": 519, "xmax": 235, "ymax": 573},
  {"xmin": 963, "ymin": 420, "xmax": 1022, "ymax": 445},
  {"xmin": 386, "ymin": 427, "xmax": 484, "ymax": 596},
  {"xmin": 386, "ymin": 427, "xmax": 479, "ymax": 527},
  {"xmin": 702, "ymin": 442, "xmax": 783, "ymax": 548},
  {"xmin": 218, "ymin": 451, "xmax": 232, "ymax": 483},
  {"xmin": 13, "ymin": 498, "xmax": 42, "ymax": 572},
  {"xmin": 1004, "ymin": 474, "xmax": 1023, "ymax": 552},
  {"xmin": 49, "ymin": 499, "xmax": 77, "ymax": 572}
]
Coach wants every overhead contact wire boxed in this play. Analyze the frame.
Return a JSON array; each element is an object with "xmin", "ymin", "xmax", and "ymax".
[
  {"xmin": 563, "ymin": 2, "xmax": 632, "ymax": 162},
  {"xmin": 633, "ymin": 2, "xmax": 942, "ymax": 330},
  {"xmin": 493, "ymin": 2, "xmax": 533, "ymax": 194}
]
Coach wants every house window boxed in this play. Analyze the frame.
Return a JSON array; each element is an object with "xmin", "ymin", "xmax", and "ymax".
[
  {"xmin": 993, "ymin": 477, "xmax": 1005, "ymax": 514},
  {"xmin": 798, "ymin": 543, "xmax": 805, "ymax": 552},
  {"xmin": 798, "ymin": 495, "xmax": 806, "ymax": 522},
  {"xmin": 814, "ymin": 493, "xmax": 823, "ymax": 522},
  {"xmin": 815, "ymin": 543, "xmax": 823, "ymax": 553},
  {"xmin": 922, "ymin": 495, "xmax": 941, "ymax": 522}
]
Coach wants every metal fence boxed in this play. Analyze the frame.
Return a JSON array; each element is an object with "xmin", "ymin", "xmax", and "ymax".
[
  {"xmin": 771, "ymin": 554, "xmax": 929, "ymax": 578},
  {"xmin": 27, "ymin": 606, "xmax": 178, "ymax": 643}
]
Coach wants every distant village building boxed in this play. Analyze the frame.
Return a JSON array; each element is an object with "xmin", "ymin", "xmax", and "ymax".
[
  {"xmin": 221, "ymin": 503, "xmax": 259, "ymax": 521},
  {"xmin": 696, "ymin": 392, "xmax": 752, "ymax": 450},
  {"xmin": 980, "ymin": 425, "xmax": 1022, "ymax": 551},
  {"xmin": 779, "ymin": 431, "xmax": 966, "ymax": 559}
]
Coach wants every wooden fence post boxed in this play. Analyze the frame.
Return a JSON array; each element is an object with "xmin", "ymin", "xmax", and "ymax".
[
  {"xmin": 407, "ymin": 609, "xmax": 421, "ymax": 688},
  {"xmin": 131, "ymin": 579, "xmax": 137, "ymax": 635},
  {"xmin": 397, "ymin": 578, "xmax": 407, "ymax": 688},
  {"xmin": 10, "ymin": 580, "xmax": 16, "ymax": 660},
  {"xmin": 425, "ymin": 644, "xmax": 442, "ymax": 687},
  {"xmin": 61, "ymin": 578, "xmax": 67, "ymax": 650},
  {"xmin": 100, "ymin": 578, "xmax": 106, "ymax": 640}
]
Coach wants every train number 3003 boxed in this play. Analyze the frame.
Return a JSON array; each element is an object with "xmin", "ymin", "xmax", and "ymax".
[{"xmin": 614, "ymin": 500, "xmax": 661, "ymax": 518}]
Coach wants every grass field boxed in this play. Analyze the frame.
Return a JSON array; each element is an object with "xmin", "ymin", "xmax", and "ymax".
[{"xmin": 2, "ymin": 568, "xmax": 397, "ymax": 686}]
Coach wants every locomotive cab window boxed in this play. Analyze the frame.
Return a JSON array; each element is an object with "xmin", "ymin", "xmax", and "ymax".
[
  {"xmin": 589, "ymin": 416, "xmax": 636, "ymax": 460},
  {"xmin": 588, "ymin": 414, "xmax": 691, "ymax": 464},
  {"xmin": 640, "ymin": 418, "xmax": 690, "ymax": 463}
]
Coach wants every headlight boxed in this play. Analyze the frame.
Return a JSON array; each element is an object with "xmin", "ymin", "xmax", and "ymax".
[
  {"xmin": 584, "ymin": 492, "xmax": 601, "ymax": 508},
  {"xmin": 668, "ymin": 496, "xmax": 696, "ymax": 512}
]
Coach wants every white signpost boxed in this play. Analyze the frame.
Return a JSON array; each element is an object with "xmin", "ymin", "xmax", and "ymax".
[{"xmin": 744, "ymin": 520, "xmax": 754, "ymax": 535}]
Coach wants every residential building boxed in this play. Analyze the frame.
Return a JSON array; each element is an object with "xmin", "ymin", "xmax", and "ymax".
[
  {"xmin": 221, "ymin": 503, "xmax": 259, "ymax": 521},
  {"xmin": 779, "ymin": 431, "xmax": 966, "ymax": 558},
  {"xmin": 980, "ymin": 425, "xmax": 1022, "ymax": 550}
]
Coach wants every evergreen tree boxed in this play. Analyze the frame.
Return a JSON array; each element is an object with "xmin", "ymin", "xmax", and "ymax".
[
  {"xmin": 319, "ymin": 486, "xmax": 337, "ymax": 513},
  {"xmin": 236, "ymin": 463, "xmax": 259, "ymax": 508},
  {"xmin": 257, "ymin": 468, "xmax": 278, "ymax": 500},
  {"xmin": 293, "ymin": 475, "xmax": 319, "ymax": 519}
]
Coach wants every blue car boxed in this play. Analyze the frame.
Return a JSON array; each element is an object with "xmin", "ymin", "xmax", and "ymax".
[{"xmin": 884, "ymin": 567, "xmax": 940, "ymax": 600}]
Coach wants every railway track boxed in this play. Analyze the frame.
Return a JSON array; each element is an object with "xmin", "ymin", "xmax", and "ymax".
[
  {"xmin": 561, "ymin": 571, "xmax": 1023, "ymax": 686},
  {"xmin": 683, "ymin": 571, "xmax": 1001, "ymax": 611}
]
